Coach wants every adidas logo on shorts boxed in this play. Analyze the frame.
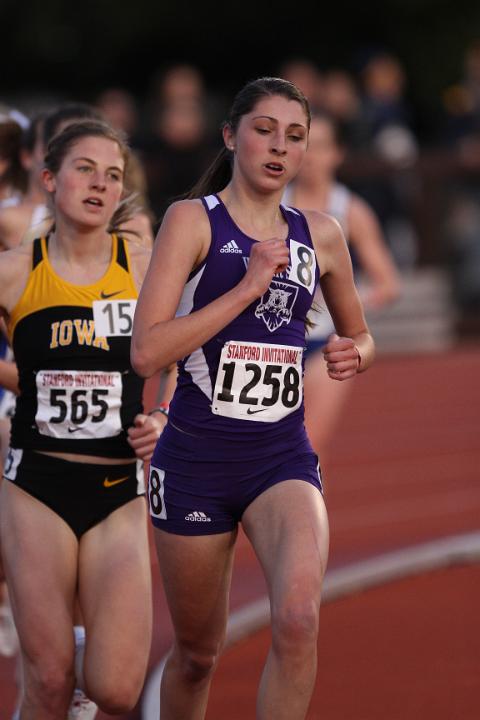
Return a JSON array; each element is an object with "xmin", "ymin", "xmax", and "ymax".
[
  {"xmin": 220, "ymin": 240, "xmax": 242, "ymax": 254},
  {"xmin": 185, "ymin": 511, "xmax": 212, "ymax": 522}
]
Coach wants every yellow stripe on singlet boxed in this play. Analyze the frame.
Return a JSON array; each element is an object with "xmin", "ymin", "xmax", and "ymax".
[{"xmin": 7, "ymin": 234, "xmax": 138, "ymax": 342}]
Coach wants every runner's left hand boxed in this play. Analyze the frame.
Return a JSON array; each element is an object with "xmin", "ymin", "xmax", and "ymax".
[
  {"xmin": 127, "ymin": 413, "xmax": 165, "ymax": 462},
  {"xmin": 322, "ymin": 333, "xmax": 360, "ymax": 381}
]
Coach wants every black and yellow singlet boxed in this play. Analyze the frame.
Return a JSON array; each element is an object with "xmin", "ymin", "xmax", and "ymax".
[{"xmin": 7, "ymin": 235, "xmax": 144, "ymax": 457}]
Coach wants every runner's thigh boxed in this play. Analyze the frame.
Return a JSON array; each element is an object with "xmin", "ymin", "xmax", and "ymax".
[
  {"xmin": 0, "ymin": 480, "xmax": 78, "ymax": 662},
  {"xmin": 242, "ymin": 480, "xmax": 329, "ymax": 605},
  {"xmin": 154, "ymin": 527, "xmax": 237, "ymax": 649},
  {"xmin": 77, "ymin": 496, "xmax": 152, "ymax": 685}
]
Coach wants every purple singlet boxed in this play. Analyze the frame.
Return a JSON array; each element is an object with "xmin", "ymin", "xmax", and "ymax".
[
  {"xmin": 168, "ymin": 194, "xmax": 320, "ymax": 439},
  {"xmin": 149, "ymin": 195, "xmax": 323, "ymax": 534}
]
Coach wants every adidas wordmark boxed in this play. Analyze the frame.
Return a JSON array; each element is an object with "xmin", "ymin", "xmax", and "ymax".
[
  {"xmin": 185, "ymin": 511, "xmax": 212, "ymax": 522},
  {"xmin": 220, "ymin": 240, "xmax": 242, "ymax": 254}
]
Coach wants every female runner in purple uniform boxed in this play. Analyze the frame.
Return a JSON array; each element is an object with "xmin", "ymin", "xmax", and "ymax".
[{"xmin": 132, "ymin": 77, "xmax": 375, "ymax": 720}]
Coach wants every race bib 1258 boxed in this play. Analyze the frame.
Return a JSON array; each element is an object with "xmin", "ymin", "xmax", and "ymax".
[{"xmin": 212, "ymin": 340, "xmax": 303, "ymax": 422}]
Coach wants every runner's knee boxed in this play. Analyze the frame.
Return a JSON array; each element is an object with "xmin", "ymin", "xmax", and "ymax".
[
  {"xmin": 88, "ymin": 677, "xmax": 142, "ymax": 715},
  {"xmin": 175, "ymin": 643, "xmax": 223, "ymax": 684},
  {"xmin": 271, "ymin": 596, "xmax": 320, "ymax": 655},
  {"xmin": 23, "ymin": 656, "xmax": 75, "ymax": 713}
]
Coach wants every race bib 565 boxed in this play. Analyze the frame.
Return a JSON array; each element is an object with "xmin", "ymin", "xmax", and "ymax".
[{"xmin": 35, "ymin": 370, "xmax": 123, "ymax": 439}]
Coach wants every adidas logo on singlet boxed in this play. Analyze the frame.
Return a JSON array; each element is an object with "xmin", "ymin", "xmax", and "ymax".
[
  {"xmin": 185, "ymin": 511, "xmax": 212, "ymax": 522},
  {"xmin": 220, "ymin": 240, "xmax": 242, "ymax": 254}
]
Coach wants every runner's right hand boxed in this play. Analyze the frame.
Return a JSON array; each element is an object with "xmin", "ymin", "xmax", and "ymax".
[{"xmin": 241, "ymin": 238, "xmax": 289, "ymax": 299}]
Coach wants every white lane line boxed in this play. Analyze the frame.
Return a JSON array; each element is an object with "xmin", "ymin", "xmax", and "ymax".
[{"xmin": 142, "ymin": 530, "xmax": 480, "ymax": 719}]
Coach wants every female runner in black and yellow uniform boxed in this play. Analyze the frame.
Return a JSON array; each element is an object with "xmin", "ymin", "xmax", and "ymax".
[{"xmin": 0, "ymin": 120, "xmax": 164, "ymax": 718}]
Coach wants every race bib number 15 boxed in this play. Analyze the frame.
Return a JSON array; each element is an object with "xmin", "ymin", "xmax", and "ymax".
[
  {"xmin": 212, "ymin": 341, "xmax": 303, "ymax": 423},
  {"xmin": 92, "ymin": 299, "xmax": 137, "ymax": 337}
]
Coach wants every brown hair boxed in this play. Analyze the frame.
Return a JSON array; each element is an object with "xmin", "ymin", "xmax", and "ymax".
[
  {"xmin": 44, "ymin": 119, "xmax": 141, "ymax": 232},
  {"xmin": 187, "ymin": 76, "xmax": 310, "ymax": 198},
  {"xmin": 43, "ymin": 103, "xmax": 102, "ymax": 148}
]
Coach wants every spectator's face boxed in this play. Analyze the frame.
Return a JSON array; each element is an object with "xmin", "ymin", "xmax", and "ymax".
[
  {"xmin": 363, "ymin": 56, "xmax": 405, "ymax": 101},
  {"xmin": 158, "ymin": 101, "xmax": 206, "ymax": 147},
  {"xmin": 299, "ymin": 118, "xmax": 343, "ymax": 181}
]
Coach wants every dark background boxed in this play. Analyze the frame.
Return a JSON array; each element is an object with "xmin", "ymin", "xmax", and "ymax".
[
  {"xmin": 3, "ymin": 0, "xmax": 480, "ymax": 330},
  {"xmin": 2, "ymin": 0, "xmax": 480, "ymax": 140}
]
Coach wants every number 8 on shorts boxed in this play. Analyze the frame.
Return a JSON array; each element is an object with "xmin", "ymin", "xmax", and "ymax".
[{"xmin": 148, "ymin": 466, "xmax": 167, "ymax": 519}]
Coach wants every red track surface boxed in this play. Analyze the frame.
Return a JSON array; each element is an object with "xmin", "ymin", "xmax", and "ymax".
[
  {"xmin": 206, "ymin": 564, "xmax": 480, "ymax": 720},
  {"xmin": 1, "ymin": 346, "xmax": 479, "ymax": 719}
]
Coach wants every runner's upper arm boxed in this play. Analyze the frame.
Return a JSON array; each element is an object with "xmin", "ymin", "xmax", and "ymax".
[{"xmin": 134, "ymin": 200, "xmax": 209, "ymax": 328}]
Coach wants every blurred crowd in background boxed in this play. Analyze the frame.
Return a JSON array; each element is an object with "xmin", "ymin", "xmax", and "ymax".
[{"xmin": 2, "ymin": 41, "xmax": 480, "ymax": 337}]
